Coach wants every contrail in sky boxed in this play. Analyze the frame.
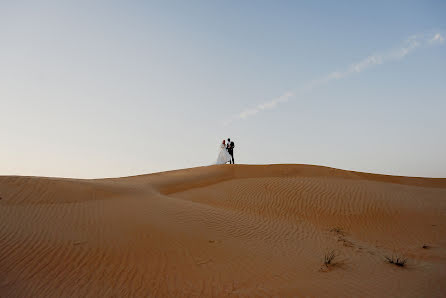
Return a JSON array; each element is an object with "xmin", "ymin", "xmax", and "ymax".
[{"xmin": 224, "ymin": 32, "xmax": 445, "ymax": 126}]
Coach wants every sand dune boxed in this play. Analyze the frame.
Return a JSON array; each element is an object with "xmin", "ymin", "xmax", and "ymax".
[{"xmin": 1, "ymin": 164, "xmax": 446, "ymax": 297}]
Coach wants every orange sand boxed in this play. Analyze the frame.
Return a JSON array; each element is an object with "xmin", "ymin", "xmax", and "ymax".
[{"xmin": 1, "ymin": 164, "xmax": 446, "ymax": 297}]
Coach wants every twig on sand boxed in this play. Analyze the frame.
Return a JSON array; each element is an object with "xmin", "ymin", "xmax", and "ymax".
[{"xmin": 329, "ymin": 227, "xmax": 345, "ymax": 236}]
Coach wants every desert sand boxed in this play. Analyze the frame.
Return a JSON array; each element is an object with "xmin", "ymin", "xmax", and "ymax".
[{"xmin": 1, "ymin": 164, "xmax": 446, "ymax": 297}]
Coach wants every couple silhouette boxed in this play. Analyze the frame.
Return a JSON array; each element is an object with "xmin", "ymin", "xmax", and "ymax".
[{"xmin": 216, "ymin": 138, "xmax": 235, "ymax": 164}]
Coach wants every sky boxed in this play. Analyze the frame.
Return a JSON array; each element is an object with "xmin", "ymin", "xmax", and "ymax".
[{"xmin": 1, "ymin": 0, "xmax": 445, "ymax": 178}]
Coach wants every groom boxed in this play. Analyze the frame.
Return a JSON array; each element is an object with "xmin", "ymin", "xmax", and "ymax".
[{"xmin": 226, "ymin": 138, "xmax": 235, "ymax": 164}]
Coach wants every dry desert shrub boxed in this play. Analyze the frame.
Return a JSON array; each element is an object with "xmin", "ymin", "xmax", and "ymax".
[
  {"xmin": 319, "ymin": 249, "xmax": 344, "ymax": 272},
  {"xmin": 323, "ymin": 249, "xmax": 336, "ymax": 266},
  {"xmin": 385, "ymin": 253, "xmax": 407, "ymax": 267}
]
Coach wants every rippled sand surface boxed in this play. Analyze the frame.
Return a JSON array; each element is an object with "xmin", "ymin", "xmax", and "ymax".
[{"xmin": 1, "ymin": 164, "xmax": 446, "ymax": 297}]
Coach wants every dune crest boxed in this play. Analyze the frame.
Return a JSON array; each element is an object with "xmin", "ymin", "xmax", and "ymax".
[{"xmin": 1, "ymin": 164, "xmax": 446, "ymax": 297}]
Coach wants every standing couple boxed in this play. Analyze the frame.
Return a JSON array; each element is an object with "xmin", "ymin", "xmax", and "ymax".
[{"xmin": 216, "ymin": 138, "xmax": 235, "ymax": 164}]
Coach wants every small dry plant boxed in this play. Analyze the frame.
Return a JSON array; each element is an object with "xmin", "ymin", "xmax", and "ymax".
[
  {"xmin": 385, "ymin": 253, "xmax": 407, "ymax": 267},
  {"xmin": 319, "ymin": 249, "xmax": 344, "ymax": 272},
  {"xmin": 323, "ymin": 249, "xmax": 336, "ymax": 266}
]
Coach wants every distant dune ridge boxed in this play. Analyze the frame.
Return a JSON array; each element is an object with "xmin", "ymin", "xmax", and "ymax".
[{"xmin": 1, "ymin": 164, "xmax": 446, "ymax": 297}]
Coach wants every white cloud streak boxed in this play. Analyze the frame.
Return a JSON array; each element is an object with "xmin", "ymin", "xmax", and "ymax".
[
  {"xmin": 429, "ymin": 33, "xmax": 445, "ymax": 44},
  {"xmin": 224, "ymin": 32, "xmax": 444, "ymax": 126}
]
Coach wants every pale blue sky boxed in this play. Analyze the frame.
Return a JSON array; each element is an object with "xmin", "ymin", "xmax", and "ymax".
[{"xmin": 1, "ymin": 0, "xmax": 445, "ymax": 178}]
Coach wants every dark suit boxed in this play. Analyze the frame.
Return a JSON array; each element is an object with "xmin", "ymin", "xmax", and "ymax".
[{"xmin": 227, "ymin": 142, "xmax": 234, "ymax": 164}]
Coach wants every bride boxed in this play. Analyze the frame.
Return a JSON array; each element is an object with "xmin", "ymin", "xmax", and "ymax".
[{"xmin": 216, "ymin": 140, "xmax": 232, "ymax": 164}]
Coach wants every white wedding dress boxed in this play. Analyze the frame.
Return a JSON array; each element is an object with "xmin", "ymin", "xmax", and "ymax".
[{"xmin": 216, "ymin": 144, "xmax": 232, "ymax": 164}]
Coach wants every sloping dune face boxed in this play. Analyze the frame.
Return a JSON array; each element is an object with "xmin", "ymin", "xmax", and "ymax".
[{"xmin": 1, "ymin": 165, "xmax": 446, "ymax": 297}]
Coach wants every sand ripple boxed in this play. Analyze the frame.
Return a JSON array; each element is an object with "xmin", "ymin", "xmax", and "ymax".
[{"xmin": 1, "ymin": 165, "xmax": 446, "ymax": 297}]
